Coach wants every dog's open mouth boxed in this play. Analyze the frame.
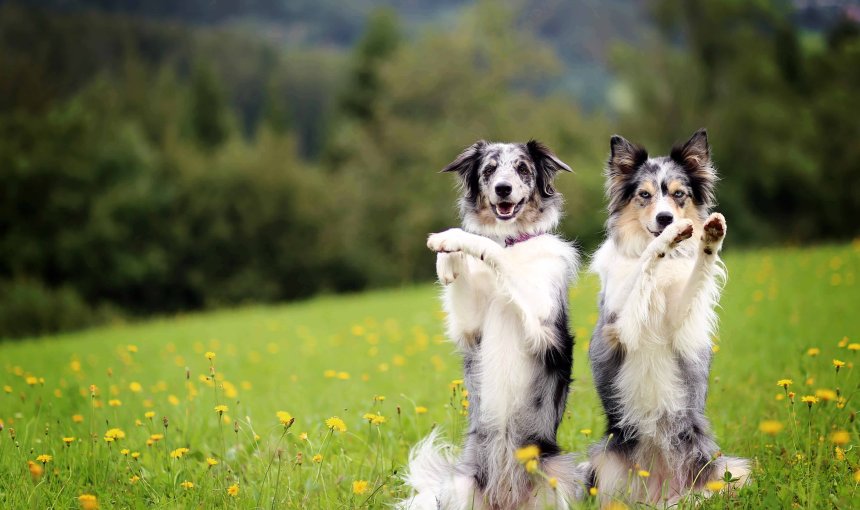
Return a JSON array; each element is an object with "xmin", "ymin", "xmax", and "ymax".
[{"xmin": 492, "ymin": 199, "xmax": 525, "ymax": 220}]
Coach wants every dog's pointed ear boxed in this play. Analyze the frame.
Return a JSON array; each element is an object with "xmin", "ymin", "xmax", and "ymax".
[
  {"xmin": 671, "ymin": 129, "xmax": 711, "ymax": 170},
  {"xmin": 441, "ymin": 140, "xmax": 487, "ymax": 175},
  {"xmin": 608, "ymin": 134, "xmax": 647, "ymax": 176},
  {"xmin": 670, "ymin": 128, "xmax": 717, "ymax": 208},
  {"xmin": 527, "ymin": 140, "xmax": 571, "ymax": 198}
]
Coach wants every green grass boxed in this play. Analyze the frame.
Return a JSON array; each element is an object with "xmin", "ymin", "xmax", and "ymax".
[{"xmin": 1, "ymin": 243, "xmax": 858, "ymax": 509}]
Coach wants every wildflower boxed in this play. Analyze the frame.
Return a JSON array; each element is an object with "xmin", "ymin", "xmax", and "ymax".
[
  {"xmin": 276, "ymin": 411, "xmax": 294, "ymax": 427},
  {"xmin": 371, "ymin": 414, "xmax": 386, "ymax": 426},
  {"xmin": 352, "ymin": 480, "xmax": 370, "ymax": 495},
  {"xmin": 323, "ymin": 369, "xmax": 337, "ymax": 378},
  {"xmin": 108, "ymin": 399, "xmax": 122, "ymax": 407},
  {"xmin": 637, "ymin": 470, "xmax": 650, "ymax": 478},
  {"xmin": 3, "ymin": 385, "xmax": 11, "ymax": 393},
  {"xmin": 835, "ymin": 446, "xmax": 846, "ymax": 461},
  {"xmin": 788, "ymin": 391, "xmax": 796, "ymax": 403},
  {"xmin": 227, "ymin": 484, "xmax": 239, "ymax": 497},
  {"xmin": 28, "ymin": 461, "xmax": 43, "ymax": 481},
  {"xmin": 515, "ymin": 445, "xmax": 540, "ymax": 463},
  {"xmin": 589, "ymin": 487, "xmax": 598, "ymax": 496},
  {"xmin": 168, "ymin": 395, "xmax": 180, "ymax": 406},
  {"xmin": 78, "ymin": 494, "xmax": 99, "ymax": 510},
  {"xmin": 806, "ymin": 347, "xmax": 820, "ymax": 357},
  {"xmin": 548, "ymin": 477, "xmax": 558, "ymax": 489},
  {"xmin": 120, "ymin": 449, "xmax": 130, "ymax": 456},
  {"xmin": 131, "ymin": 452, "xmax": 140, "ymax": 460},
  {"xmin": 776, "ymin": 379, "xmax": 793, "ymax": 390},
  {"xmin": 205, "ymin": 352, "xmax": 216, "ymax": 360},
  {"xmin": 415, "ymin": 406, "xmax": 428, "ymax": 414},
  {"xmin": 214, "ymin": 405, "xmax": 228, "ymax": 415},
  {"xmin": 299, "ymin": 432, "xmax": 308, "ymax": 441},
  {"xmin": 26, "ymin": 376, "xmax": 39, "ymax": 386},
  {"xmin": 758, "ymin": 420, "xmax": 784, "ymax": 435},
  {"xmin": 450, "ymin": 379, "xmax": 464, "ymax": 387},
  {"xmin": 815, "ymin": 389, "xmax": 836, "ymax": 401},
  {"xmin": 149, "ymin": 433, "xmax": 163, "ymax": 442},
  {"xmin": 145, "ymin": 411, "xmax": 155, "ymax": 419},
  {"xmin": 830, "ymin": 430, "xmax": 850, "ymax": 445},
  {"xmin": 104, "ymin": 428, "xmax": 125, "ymax": 441},
  {"xmin": 833, "ymin": 359, "xmax": 846, "ymax": 372},
  {"xmin": 706, "ymin": 480, "xmax": 725, "ymax": 492},
  {"xmin": 170, "ymin": 447, "xmax": 190, "ymax": 459},
  {"xmin": 580, "ymin": 429, "xmax": 592, "ymax": 436},
  {"xmin": 313, "ymin": 454, "xmax": 323, "ymax": 463},
  {"xmin": 325, "ymin": 416, "xmax": 347, "ymax": 432},
  {"xmin": 855, "ymin": 470, "xmax": 860, "ymax": 483},
  {"xmin": 129, "ymin": 382, "xmax": 142, "ymax": 393},
  {"xmin": 337, "ymin": 371, "xmax": 350, "ymax": 380},
  {"xmin": 180, "ymin": 481, "xmax": 194, "ymax": 489},
  {"xmin": 206, "ymin": 457, "xmax": 219, "ymax": 467},
  {"xmin": 72, "ymin": 414, "xmax": 84, "ymax": 423},
  {"xmin": 837, "ymin": 396, "xmax": 847, "ymax": 409},
  {"xmin": 800, "ymin": 395, "xmax": 818, "ymax": 408},
  {"xmin": 63, "ymin": 437, "xmax": 75, "ymax": 445},
  {"xmin": 847, "ymin": 343, "xmax": 860, "ymax": 351},
  {"xmin": 374, "ymin": 395, "xmax": 386, "ymax": 401},
  {"xmin": 129, "ymin": 475, "xmax": 140, "ymax": 484},
  {"xmin": 461, "ymin": 399, "xmax": 470, "ymax": 409},
  {"xmin": 525, "ymin": 459, "xmax": 538, "ymax": 473}
]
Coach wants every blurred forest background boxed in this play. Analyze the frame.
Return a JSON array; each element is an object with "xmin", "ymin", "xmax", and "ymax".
[{"xmin": 2, "ymin": 0, "xmax": 859, "ymax": 339}]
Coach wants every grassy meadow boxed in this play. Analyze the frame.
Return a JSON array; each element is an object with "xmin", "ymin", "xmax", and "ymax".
[{"xmin": 1, "ymin": 242, "xmax": 858, "ymax": 509}]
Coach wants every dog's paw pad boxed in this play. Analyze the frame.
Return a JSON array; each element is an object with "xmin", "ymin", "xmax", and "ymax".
[
  {"xmin": 671, "ymin": 221, "xmax": 694, "ymax": 246},
  {"xmin": 703, "ymin": 213, "xmax": 726, "ymax": 245}
]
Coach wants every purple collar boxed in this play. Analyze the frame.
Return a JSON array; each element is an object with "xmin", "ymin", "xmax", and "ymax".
[{"xmin": 505, "ymin": 232, "xmax": 544, "ymax": 247}]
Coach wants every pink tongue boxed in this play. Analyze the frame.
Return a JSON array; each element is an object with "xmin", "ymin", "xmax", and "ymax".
[{"xmin": 498, "ymin": 204, "xmax": 513, "ymax": 214}]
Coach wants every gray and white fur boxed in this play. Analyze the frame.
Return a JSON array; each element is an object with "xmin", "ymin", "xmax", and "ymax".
[
  {"xmin": 588, "ymin": 129, "xmax": 750, "ymax": 505},
  {"xmin": 399, "ymin": 141, "xmax": 587, "ymax": 509}
]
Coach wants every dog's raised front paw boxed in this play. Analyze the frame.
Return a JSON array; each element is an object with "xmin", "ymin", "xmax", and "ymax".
[
  {"xmin": 427, "ymin": 228, "xmax": 467, "ymax": 253},
  {"xmin": 702, "ymin": 213, "xmax": 727, "ymax": 248},
  {"xmin": 436, "ymin": 252, "xmax": 464, "ymax": 285},
  {"xmin": 652, "ymin": 219, "xmax": 694, "ymax": 257}
]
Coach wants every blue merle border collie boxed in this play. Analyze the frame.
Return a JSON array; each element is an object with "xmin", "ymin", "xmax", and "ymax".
[
  {"xmin": 399, "ymin": 140, "xmax": 588, "ymax": 509},
  {"xmin": 588, "ymin": 129, "xmax": 750, "ymax": 505}
]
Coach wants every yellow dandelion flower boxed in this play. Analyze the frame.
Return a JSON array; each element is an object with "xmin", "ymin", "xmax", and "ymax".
[
  {"xmin": 831, "ymin": 430, "xmax": 850, "ymax": 445},
  {"xmin": 854, "ymin": 470, "xmax": 860, "ymax": 483},
  {"xmin": 108, "ymin": 399, "xmax": 122, "ymax": 407},
  {"xmin": 835, "ymin": 446, "xmax": 846, "ymax": 461},
  {"xmin": 589, "ymin": 487, "xmax": 598, "ymax": 497},
  {"xmin": 131, "ymin": 452, "xmax": 140, "ymax": 459},
  {"xmin": 28, "ymin": 460, "xmax": 43, "ymax": 480},
  {"xmin": 129, "ymin": 382, "xmax": 142, "ymax": 393},
  {"xmin": 25, "ymin": 376, "xmax": 39, "ymax": 386},
  {"xmin": 806, "ymin": 347, "xmax": 820, "ymax": 357},
  {"xmin": 515, "ymin": 445, "xmax": 540, "ymax": 463},
  {"xmin": 637, "ymin": 470, "xmax": 650, "ymax": 478},
  {"xmin": 180, "ymin": 481, "xmax": 194, "ymax": 489},
  {"xmin": 63, "ymin": 437, "xmax": 75, "ymax": 445},
  {"xmin": 461, "ymin": 399, "xmax": 470, "ymax": 409},
  {"xmin": 815, "ymin": 388, "xmax": 836, "ymax": 401},
  {"xmin": 337, "ymin": 371, "xmax": 350, "ymax": 380},
  {"xmin": 352, "ymin": 480, "xmax": 370, "ymax": 495},
  {"xmin": 758, "ymin": 420, "xmax": 784, "ymax": 435},
  {"xmin": 168, "ymin": 395, "xmax": 180, "ymax": 406},
  {"xmin": 214, "ymin": 405, "xmax": 228, "ymax": 415},
  {"xmin": 323, "ymin": 369, "xmax": 337, "ymax": 378},
  {"xmin": 299, "ymin": 432, "xmax": 308, "ymax": 441},
  {"xmin": 363, "ymin": 412, "xmax": 377, "ymax": 422},
  {"xmin": 838, "ymin": 336, "xmax": 849, "ymax": 347},
  {"xmin": 104, "ymin": 428, "xmax": 125, "ymax": 441},
  {"xmin": 205, "ymin": 352, "xmax": 216, "ymax": 360},
  {"xmin": 78, "ymin": 494, "xmax": 99, "ymax": 510},
  {"xmin": 374, "ymin": 395, "xmax": 386, "ymax": 401},
  {"xmin": 127, "ymin": 344, "xmax": 138, "ymax": 353},
  {"xmin": 149, "ymin": 433, "xmax": 164, "ymax": 442},
  {"xmin": 36, "ymin": 454, "xmax": 52, "ymax": 464},
  {"xmin": 129, "ymin": 475, "xmax": 140, "ymax": 484},
  {"xmin": 450, "ymin": 379, "xmax": 464, "ymax": 387},
  {"xmin": 548, "ymin": 477, "xmax": 558, "ymax": 489},
  {"xmin": 206, "ymin": 457, "xmax": 219, "ymax": 467},
  {"xmin": 776, "ymin": 379, "xmax": 793, "ymax": 389},
  {"xmin": 833, "ymin": 359, "xmax": 846, "ymax": 371},
  {"xmin": 800, "ymin": 395, "xmax": 818, "ymax": 408},
  {"xmin": 145, "ymin": 411, "xmax": 156, "ymax": 419},
  {"xmin": 580, "ymin": 429, "xmax": 592, "ymax": 436},
  {"xmin": 170, "ymin": 447, "xmax": 190, "ymax": 459},
  {"xmin": 415, "ymin": 406, "xmax": 428, "ymax": 414},
  {"xmin": 325, "ymin": 416, "xmax": 347, "ymax": 432},
  {"xmin": 3, "ymin": 385, "xmax": 12, "ymax": 393},
  {"xmin": 371, "ymin": 415, "xmax": 386, "ymax": 426},
  {"xmin": 120, "ymin": 449, "xmax": 130, "ymax": 456},
  {"xmin": 276, "ymin": 411, "xmax": 294, "ymax": 426},
  {"xmin": 72, "ymin": 414, "xmax": 84, "ymax": 423},
  {"xmin": 845, "ymin": 342, "xmax": 860, "ymax": 351},
  {"xmin": 706, "ymin": 480, "xmax": 725, "ymax": 492},
  {"xmin": 525, "ymin": 459, "xmax": 538, "ymax": 473},
  {"xmin": 313, "ymin": 454, "xmax": 323, "ymax": 463},
  {"xmin": 227, "ymin": 484, "xmax": 239, "ymax": 497}
]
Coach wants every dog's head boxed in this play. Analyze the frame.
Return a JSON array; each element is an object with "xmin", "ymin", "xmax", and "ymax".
[
  {"xmin": 605, "ymin": 129, "xmax": 717, "ymax": 253},
  {"xmin": 442, "ymin": 140, "xmax": 572, "ymax": 238}
]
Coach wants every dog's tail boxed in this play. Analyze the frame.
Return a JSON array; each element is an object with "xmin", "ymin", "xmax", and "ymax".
[
  {"xmin": 541, "ymin": 453, "xmax": 592, "ymax": 505},
  {"xmin": 398, "ymin": 429, "xmax": 475, "ymax": 510}
]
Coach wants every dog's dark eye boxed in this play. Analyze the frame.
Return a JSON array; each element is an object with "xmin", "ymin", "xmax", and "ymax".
[
  {"xmin": 517, "ymin": 163, "xmax": 529, "ymax": 175},
  {"xmin": 673, "ymin": 190, "xmax": 686, "ymax": 199},
  {"xmin": 638, "ymin": 191, "xmax": 651, "ymax": 199},
  {"xmin": 483, "ymin": 164, "xmax": 497, "ymax": 175}
]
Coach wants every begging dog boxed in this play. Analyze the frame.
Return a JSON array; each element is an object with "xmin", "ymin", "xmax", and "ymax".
[
  {"xmin": 400, "ymin": 140, "xmax": 587, "ymax": 509},
  {"xmin": 588, "ymin": 129, "xmax": 750, "ymax": 505}
]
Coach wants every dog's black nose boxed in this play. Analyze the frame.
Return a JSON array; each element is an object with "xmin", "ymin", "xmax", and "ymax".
[
  {"xmin": 495, "ymin": 183, "xmax": 512, "ymax": 198},
  {"xmin": 656, "ymin": 212, "xmax": 674, "ymax": 227}
]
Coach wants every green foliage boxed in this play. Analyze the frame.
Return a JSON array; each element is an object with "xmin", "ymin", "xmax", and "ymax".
[{"xmin": 0, "ymin": 244, "xmax": 857, "ymax": 507}]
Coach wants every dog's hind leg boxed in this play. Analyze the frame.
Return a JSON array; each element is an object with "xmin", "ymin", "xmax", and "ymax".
[{"xmin": 535, "ymin": 453, "xmax": 590, "ymax": 507}]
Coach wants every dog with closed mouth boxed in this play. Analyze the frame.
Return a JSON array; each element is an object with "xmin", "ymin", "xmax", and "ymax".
[
  {"xmin": 399, "ymin": 140, "xmax": 587, "ymax": 509},
  {"xmin": 587, "ymin": 129, "xmax": 750, "ymax": 505}
]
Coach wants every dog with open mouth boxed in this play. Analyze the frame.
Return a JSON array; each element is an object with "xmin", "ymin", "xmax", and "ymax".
[
  {"xmin": 587, "ymin": 129, "xmax": 750, "ymax": 505},
  {"xmin": 398, "ymin": 140, "xmax": 587, "ymax": 509}
]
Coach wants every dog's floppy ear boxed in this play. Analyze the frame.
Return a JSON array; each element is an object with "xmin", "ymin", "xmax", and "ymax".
[
  {"xmin": 608, "ymin": 135, "xmax": 648, "ymax": 177},
  {"xmin": 526, "ymin": 140, "xmax": 571, "ymax": 198},
  {"xmin": 670, "ymin": 128, "xmax": 717, "ymax": 208},
  {"xmin": 442, "ymin": 140, "xmax": 487, "ymax": 199}
]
